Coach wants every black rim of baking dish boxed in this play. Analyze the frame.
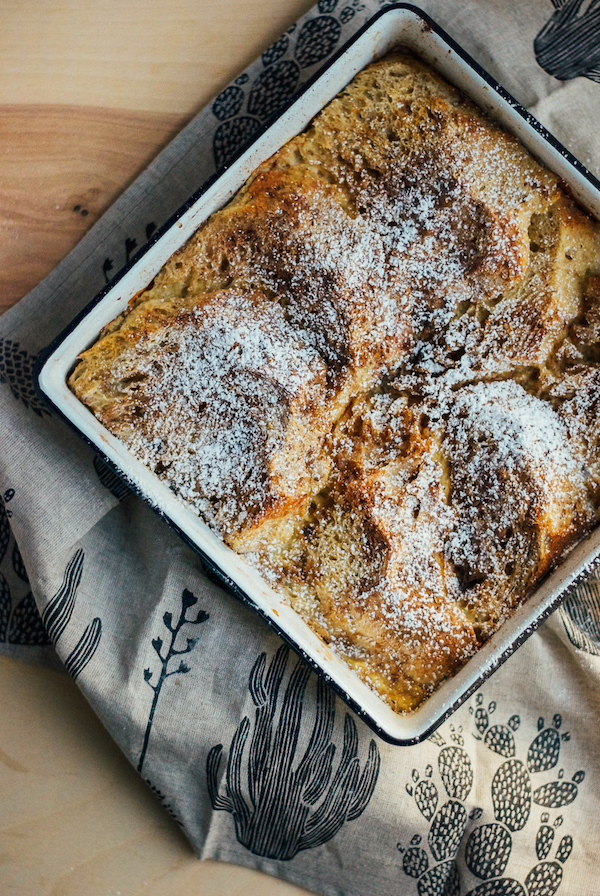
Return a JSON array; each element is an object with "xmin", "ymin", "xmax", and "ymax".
[{"xmin": 34, "ymin": 3, "xmax": 600, "ymax": 746}]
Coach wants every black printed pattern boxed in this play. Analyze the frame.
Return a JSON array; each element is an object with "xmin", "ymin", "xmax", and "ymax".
[
  {"xmin": 294, "ymin": 16, "xmax": 342, "ymax": 68},
  {"xmin": 399, "ymin": 700, "xmax": 584, "ymax": 895},
  {"xmin": 339, "ymin": 6, "xmax": 358, "ymax": 24},
  {"xmin": 247, "ymin": 61, "xmax": 301, "ymax": 120},
  {"xmin": 318, "ymin": 0, "xmax": 339, "ymax": 12},
  {"xmin": 558, "ymin": 580, "xmax": 600, "ymax": 655},
  {"xmin": 210, "ymin": 3, "xmax": 372, "ymax": 169},
  {"xmin": 213, "ymin": 116, "xmax": 262, "ymax": 169},
  {"xmin": 12, "ymin": 541, "xmax": 28, "ymax": 581},
  {"xmin": 400, "ymin": 739, "xmax": 474, "ymax": 894},
  {"xmin": 206, "ymin": 645, "xmax": 380, "ymax": 860},
  {"xmin": 42, "ymin": 549, "xmax": 84, "ymax": 643},
  {"xmin": 0, "ymin": 574, "xmax": 10, "ymax": 641},
  {"xmin": 212, "ymin": 85, "xmax": 245, "ymax": 121},
  {"xmin": 535, "ymin": 0, "xmax": 600, "ymax": 82},
  {"xmin": 0, "ymin": 338, "xmax": 50, "ymax": 418},
  {"xmin": 42, "ymin": 549, "xmax": 102, "ymax": 679},
  {"xmin": 138, "ymin": 588, "xmax": 209, "ymax": 773},
  {"xmin": 6, "ymin": 592, "xmax": 50, "ymax": 645},
  {"xmin": 93, "ymin": 455, "xmax": 132, "ymax": 502},
  {"xmin": 0, "ymin": 491, "xmax": 13, "ymax": 567},
  {"xmin": 145, "ymin": 779, "xmax": 184, "ymax": 827},
  {"xmin": 262, "ymin": 35, "xmax": 290, "ymax": 67},
  {"xmin": 64, "ymin": 617, "xmax": 102, "ymax": 678},
  {"xmin": 102, "ymin": 221, "xmax": 157, "ymax": 285},
  {"xmin": 0, "ymin": 489, "xmax": 51, "ymax": 646},
  {"xmin": 196, "ymin": 553, "xmax": 236, "ymax": 595}
]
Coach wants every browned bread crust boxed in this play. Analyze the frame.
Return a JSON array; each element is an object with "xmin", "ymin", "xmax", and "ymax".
[{"xmin": 69, "ymin": 51, "xmax": 600, "ymax": 712}]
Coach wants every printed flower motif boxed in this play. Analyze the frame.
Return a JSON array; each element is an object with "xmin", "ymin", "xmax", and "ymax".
[{"xmin": 138, "ymin": 588, "xmax": 209, "ymax": 773}]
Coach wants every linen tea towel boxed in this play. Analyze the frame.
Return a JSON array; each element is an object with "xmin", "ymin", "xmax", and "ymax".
[{"xmin": 2, "ymin": 2, "xmax": 600, "ymax": 894}]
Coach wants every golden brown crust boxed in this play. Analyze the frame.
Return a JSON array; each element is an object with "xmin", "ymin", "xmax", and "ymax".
[
  {"xmin": 70, "ymin": 287, "xmax": 334, "ymax": 549},
  {"xmin": 69, "ymin": 50, "xmax": 600, "ymax": 713}
]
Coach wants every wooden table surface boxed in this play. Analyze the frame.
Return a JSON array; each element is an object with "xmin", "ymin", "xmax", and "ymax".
[{"xmin": 0, "ymin": 2, "xmax": 318, "ymax": 893}]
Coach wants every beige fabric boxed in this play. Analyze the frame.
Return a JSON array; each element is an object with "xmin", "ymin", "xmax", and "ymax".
[{"xmin": 2, "ymin": 2, "xmax": 600, "ymax": 894}]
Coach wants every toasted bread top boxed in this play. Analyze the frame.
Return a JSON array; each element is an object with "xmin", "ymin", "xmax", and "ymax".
[{"xmin": 69, "ymin": 51, "xmax": 600, "ymax": 712}]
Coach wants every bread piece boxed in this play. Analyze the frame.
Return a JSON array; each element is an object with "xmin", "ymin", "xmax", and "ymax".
[
  {"xmin": 70, "ymin": 288, "xmax": 333, "ymax": 550},
  {"xmin": 255, "ymin": 379, "xmax": 593, "ymax": 711},
  {"xmin": 268, "ymin": 392, "xmax": 477, "ymax": 713},
  {"xmin": 441, "ymin": 380, "xmax": 594, "ymax": 636},
  {"xmin": 282, "ymin": 52, "xmax": 560, "ymax": 332},
  {"xmin": 540, "ymin": 362, "xmax": 600, "ymax": 505},
  {"xmin": 138, "ymin": 166, "xmax": 413, "ymax": 401},
  {"xmin": 410, "ymin": 199, "xmax": 600, "ymax": 381}
]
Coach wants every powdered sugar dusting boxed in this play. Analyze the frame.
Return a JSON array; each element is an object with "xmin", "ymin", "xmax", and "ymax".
[{"xmin": 101, "ymin": 290, "xmax": 331, "ymax": 540}]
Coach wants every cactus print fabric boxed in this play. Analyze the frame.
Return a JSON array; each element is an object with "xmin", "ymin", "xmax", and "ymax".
[
  {"xmin": 0, "ymin": 489, "xmax": 51, "ymax": 651},
  {"xmin": 206, "ymin": 646, "xmax": 381, "ymax": 860},
  {"xmin": 2, "ymin": 1, "xmax": 600, "ymax": 894},
  {"xmin": 534, "ymin": 0, "xmax": 600, "ymax": 83},
  {"xmin": 398, "ymin": 700, "xmax": 586, "ymax": 896}
]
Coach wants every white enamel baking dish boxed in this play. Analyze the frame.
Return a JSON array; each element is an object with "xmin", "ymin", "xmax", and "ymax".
[{"xmin": 36, "ymin": 4, "xmax": 600, "ymax": 744}]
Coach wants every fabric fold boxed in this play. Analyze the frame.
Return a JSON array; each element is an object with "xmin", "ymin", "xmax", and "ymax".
[{"xmin": 3, "ymin": 2, "xmax": 600, "ymax": 893}]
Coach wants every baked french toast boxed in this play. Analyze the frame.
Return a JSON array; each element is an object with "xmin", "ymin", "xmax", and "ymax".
[{"xmin": 69, "ymin": 51, "xmax": 600, "ymax": 711}]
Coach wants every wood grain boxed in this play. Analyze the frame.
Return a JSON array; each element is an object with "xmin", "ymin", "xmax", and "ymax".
[
  {"xmin": 0, "ymin": 655, "xmax": 310, "ymax": 896},
  {"xmin": 2, "ymin": 0, "xmax": 314, "ymax": 114},
  {"xmin": 0, "ymin": 105, "xmax": 188, "ymax": 316}
]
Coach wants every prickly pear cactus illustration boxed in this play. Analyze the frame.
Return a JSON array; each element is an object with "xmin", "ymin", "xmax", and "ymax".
[
  {"xmin": 294, "ymin": 16, "xmax": 341, "ymax": 68},
  {"xmin": 247, "ymin": 60, "xmax": 300, "ymax": 119},
  {"xmin": 262, "ymin": 35, "xmax": 289, "ymax": 67},
  {"xmin": 210, "ymin": 2, "xmax": 365, "ymax": 168},
  {"xmin": 399, "ymin": 727, "xmax": 473, "ymax": 896},
  {"xmin": 535, "ymin": 0, "xmax": 600, "ymax": 83},
  {"xmin": 465, "ymin": 702, "xmax": 581, "ymax": 896},
  {"xmin": 206, "ymin": 645, "xmax": 380, "ymax": 860},
  {"xmin": 399, "ymin": 698, "xmax": 585, "ymax": 895}
]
